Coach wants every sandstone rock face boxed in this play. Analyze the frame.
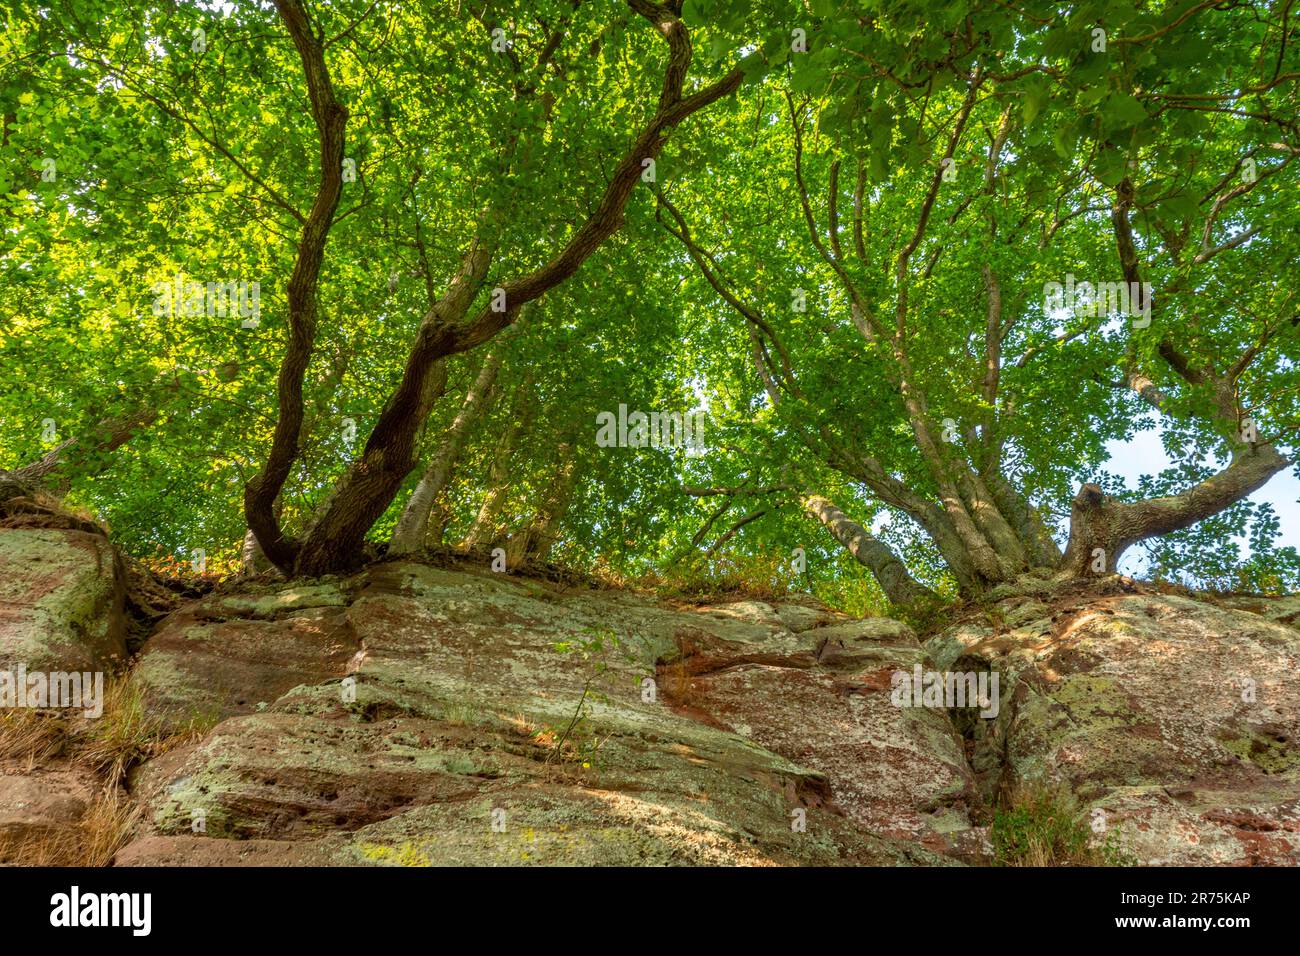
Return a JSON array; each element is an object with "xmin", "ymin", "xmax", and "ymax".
[
  {"xmin": 0, "ymin": 526, "xmax": 129, "ymax": 865},
  {"xmin": 927, "ymin": 588, "xmax": 1300, "ymax": 865},
  {"xmin": 11, "ymin": 531, "xmax": 1295, "ymax": 867},
  {"xmin": 0, "ymin": 765, "xmax": 96, "ymax": 847},
  {"xmin": 134, "ymin": 581, "xmax": 357, "ymax": 732},
  {"xmin": 659, "ymin": 605, "xmax": 979, "ymax": 858},
  {"xmin": 121, "ymin": 563, "xmax": 959, "ymax": 866},
  {"xmin": 0, "ymin": 529, "xmax": 127, "ymax": 673}
]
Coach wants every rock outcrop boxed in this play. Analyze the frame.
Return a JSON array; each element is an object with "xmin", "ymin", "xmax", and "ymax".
[
  {"xmin": 0, "ymin": 765, "xmax": 99, "ymax": 853},
  {"xmin": 0, "ymin": 525, "xmax": 129, "ymax": 863},
  {"xmin": 121, "ymin": 562, "xmax": 961, "ymax": 865},
  {"xmin": 3, "ymin": 522, "xmax": 1298, "ymax": 867},
  {"xmin": 927, "ymin": 585, "xmax": 1300, "ymax": 865},
  {"xmin": 0, "ymin": 528, "xmax": 126, "ymax": 673}
]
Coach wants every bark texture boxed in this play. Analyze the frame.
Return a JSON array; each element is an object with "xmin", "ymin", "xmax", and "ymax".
[
  {"xmin": 389, "ymin": 348, "xmax": 504, "ymax": 554},
  {"xmin": 243, "ymin": 0, "xmax": 348, "ymax": 573}
]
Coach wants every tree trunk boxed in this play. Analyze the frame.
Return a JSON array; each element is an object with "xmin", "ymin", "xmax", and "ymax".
[
  {"xmin": 425, "ymin": 500, "xmax": 453, "ymax": 549},
  {"xmin": 3, "ymin": 401, "xmax": 162, "ymax": 504},
  {"xmin": 243, "ymin": 0, "xmax": 348, "ymax": 574},
  {"xmin": 389, "ymin": 349, "xmax": 503, "ymax": 554},
  {"xmin": 462, "ymin": 410, "xmax": 528, "ymax": 552},
  {"xmin": 804, "ymin": 495, "xmax": 939, "ymax": 607},
  {"xmin": 1061, "ymin": 442, "xmax": 1290, "ymax": 577},
  {"xmin": 958, "ymin": 470, "xmax": 1029, "ymax": 573},
  {"xmin": 508, "ymin": 442, "xmax": 579, "ymax": 564},
  {"xmin": 464, "ymin": 481, "xmax": 511, "ymax": 553},
  {"xmin": 985, "ymin": 472, "xmax": 1063, "ymax": 568},
  {"xmin": 239, "ymin": 529, "xmax": 276, "ymax": 576}
]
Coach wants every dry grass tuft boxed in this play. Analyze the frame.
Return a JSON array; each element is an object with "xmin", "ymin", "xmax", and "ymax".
[
  {"xmin": 0, "ymin": 789, "xmax": 139, "ymax": 867},
  {"xmin": 0, "ymin": 675, "xmax": 216, "ymax": 866},
  {"xmin": 0, "ymin": 709, "xmax": 73, "ymax": 766},
  {"xmin": 81, "ymin": 677, "xmax": 216, "ymax": 785}
]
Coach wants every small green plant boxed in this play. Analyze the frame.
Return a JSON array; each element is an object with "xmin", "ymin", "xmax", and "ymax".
[
  {"xmin": 894, "ymin": 591, "xmax": 956, "ymax": 637},
  {"xmin": 983, "ymin": 603, "xmax": 1008, "ymax": 633},
  {"xmin": 442, "ymin": 702, "xmax": 482, "ymax": 727},
  {"xmin": 991, "ymin": 781, "xmax": 1135, "ymax": 866},
  {"xmin": 541, "ymin": 626, "xmax": 645, "ymax": 770}
]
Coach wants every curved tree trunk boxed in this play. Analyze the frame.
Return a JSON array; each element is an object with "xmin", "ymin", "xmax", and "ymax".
[
  {"xmin": 804, "ymin": 495, "xmax": 938, "ymax": 608},
  {"xmin": 1061, "ymin": 442, "xmax": 1290, "ymax": 576},
  {"xmin": 243, "ymin": 0, "xmax": 348, "ymax": 574}
]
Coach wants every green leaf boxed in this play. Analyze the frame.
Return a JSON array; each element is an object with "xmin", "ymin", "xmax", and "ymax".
[{"xmin": 1103, "ymin": 92, "xmax": 1148, "ymax": 129}]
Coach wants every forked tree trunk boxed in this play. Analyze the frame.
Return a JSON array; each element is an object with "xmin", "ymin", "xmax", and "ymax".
[
  {"xmin": 848, "ymin": 436, "xmax": 1290, "ymax": 599},
  {"xmin": 278, "ymin": 4, "xmax": 742, "ymax": 577}
]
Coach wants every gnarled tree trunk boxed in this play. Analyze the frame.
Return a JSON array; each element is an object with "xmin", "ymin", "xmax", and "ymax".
[{"xmin": 1061, "ymin": 443, "xmax": 1290, "ymax": 577}]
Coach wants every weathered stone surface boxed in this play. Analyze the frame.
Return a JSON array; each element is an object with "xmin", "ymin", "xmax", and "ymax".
[
  {"xmin": 656, "ymin": 607, "xmax": 979, "ymax": 857},
  {"xmin": 0, "ymin": 762, "xmax": 98, "ymax": 860},
  {"xmin": 113, "ymin": 834, "xmax": 329, "ymax": 866},
  {"xmin": 134, "ymin": 581, "xmax": 360, "ymax": 732},
  {"xmin": 47, "ymin": 551, "xmax": 1297, "ymax": 868},
  {"xmin": 121, "ymin": 561, "xmax": 951, "ymax": 866},
  {"xmin": 0, "ymin": 529, "xmax": 127, "ymax": 672},
  {"xmin": 1220, "ymin": 594, "xmax": 1300, "ymax": 630},
  {"xmin": 775, "ymin": 602, "xmax": 834, "ymax": 634},
  {"xmin": 928, "ymin": 591, "xmax": 1300, "ymax": 865}
]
